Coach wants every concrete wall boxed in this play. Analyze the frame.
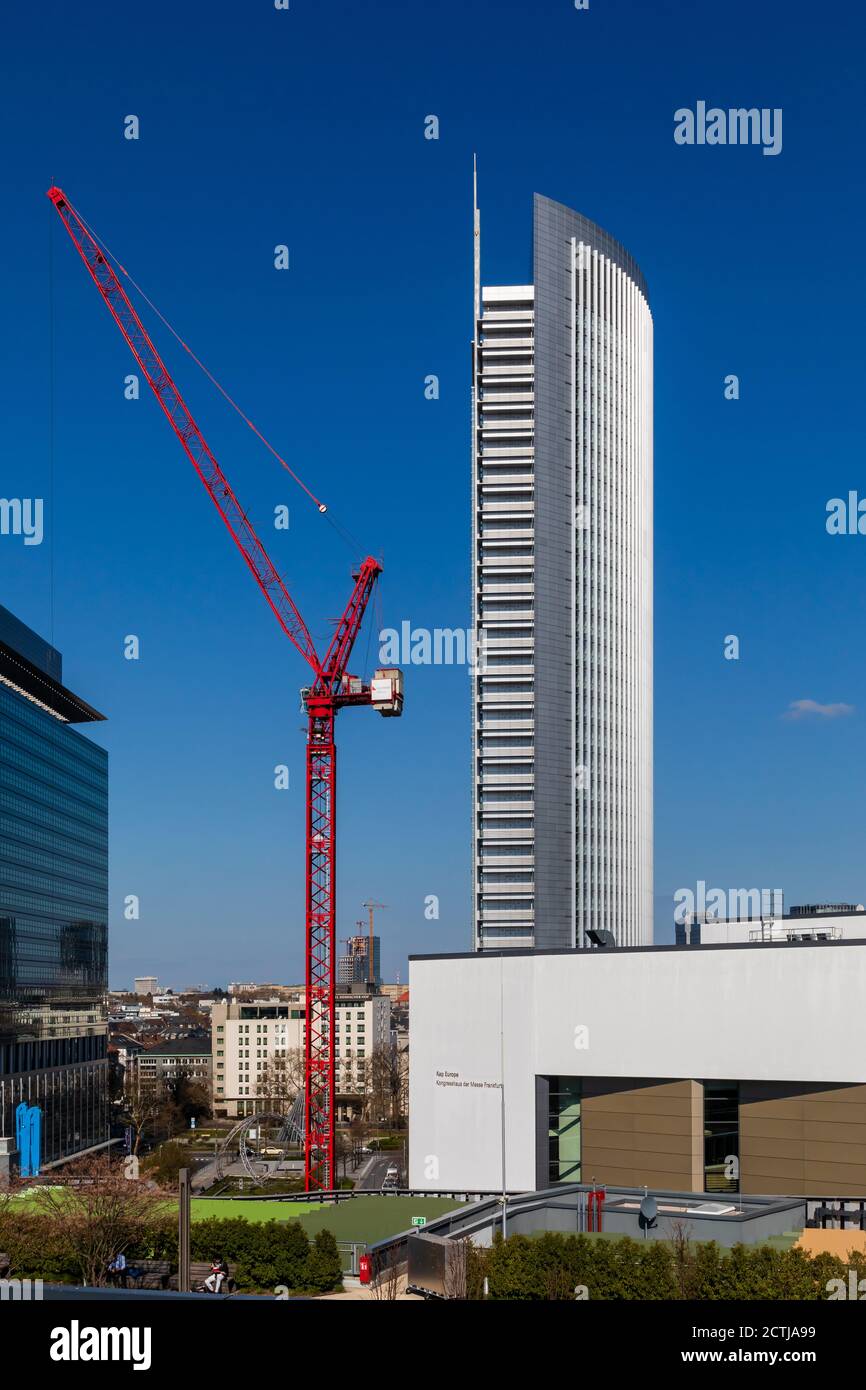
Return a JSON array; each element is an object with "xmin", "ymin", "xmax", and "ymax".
[
  {"xmin": 409, "ymin": 943, "xmax": 866, "ymax": 1193},
  {"xmin": 698, "ymin": 914, "xmax": 866, "ymax": 945}
]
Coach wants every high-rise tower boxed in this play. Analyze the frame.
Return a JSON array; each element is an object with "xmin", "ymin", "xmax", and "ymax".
[{"xmin": 472, "ymin": 192, "xmax": 653, "ymax": 951}]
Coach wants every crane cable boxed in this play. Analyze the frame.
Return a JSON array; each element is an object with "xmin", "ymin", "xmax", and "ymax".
[
  {"xmin": 71, "ymin": 201, "xmax": 365, "ymax": 555},
  {"xmin": 47, "ymin": 186, "xmax": 56, "ymax": 644}
]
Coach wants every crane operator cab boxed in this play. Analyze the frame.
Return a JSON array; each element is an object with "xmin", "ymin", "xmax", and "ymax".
[{"xmin": 370, "ymin": 667, "xmax": 404, "ymax": 717}]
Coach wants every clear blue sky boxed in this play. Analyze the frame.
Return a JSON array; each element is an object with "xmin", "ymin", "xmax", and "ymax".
[{"xmin": 1, "ymin": 0, "xmax": 864, "ymax": 986}]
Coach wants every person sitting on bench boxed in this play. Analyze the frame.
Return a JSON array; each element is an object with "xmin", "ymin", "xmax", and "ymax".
[{"xmin": 203, "ymin": 1257, "xmax": 228, "ymax": 1293}]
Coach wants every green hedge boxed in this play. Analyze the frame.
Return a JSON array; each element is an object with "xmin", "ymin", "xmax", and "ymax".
[
  {"xmin": 0, "ymin": 1212, "xmax": 342, "ymax": 1295},
  {"xmin": 469, "ymin": 1231, "xmax": 866, "ymax": 1301}
]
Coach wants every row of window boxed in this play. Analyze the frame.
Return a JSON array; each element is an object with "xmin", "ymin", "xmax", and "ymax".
[
  {"xmin": 0, "ymin": 688, "xmax": 108, "ymax": 777},
  {"xmin": 0, "ymin": 768, "xmax": 106, "ymax": 834},
  {"xmin": 0, "ymin": 1032, "xmax": 107, "ymax": 1073},
  {"xmin": 0, "ymin": 724, "xmax": 108, "ymax": 800}
]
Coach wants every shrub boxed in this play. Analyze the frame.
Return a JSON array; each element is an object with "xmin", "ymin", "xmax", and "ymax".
[
  {"xmin": 470, "ymin": 1230, "xmax": 865, "ymax": 1301},
  {"xmin": 143, "ymin": 1142, "xmax": 189, "ymax": 1190},
  {"xmin": 305, "ymin": 1229, "xmax": 343, "ymax": 1292}
]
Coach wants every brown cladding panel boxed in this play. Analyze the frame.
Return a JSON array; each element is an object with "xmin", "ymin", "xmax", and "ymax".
[
  {"xmin": 581, "ymin": 1078, "xmax": 703, "ymax": 1191},
  {"xmin": 740, "ymin": 1082, "xmax": 866, "ymax": 1195}
]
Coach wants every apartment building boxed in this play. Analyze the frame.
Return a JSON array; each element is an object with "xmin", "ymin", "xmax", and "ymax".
[{"xmin": 211, "ymin": 991, "xmax": 391, "ymax": 1119}]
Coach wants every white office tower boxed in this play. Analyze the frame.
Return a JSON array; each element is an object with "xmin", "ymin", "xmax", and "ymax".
[{"xmin": 472, "ymin": 193, "xmax": 653, "ymax": 951}]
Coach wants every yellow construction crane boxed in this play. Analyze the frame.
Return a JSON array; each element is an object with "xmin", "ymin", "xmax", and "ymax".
[{"xmin": 362, "ymin": 901, "xmax": 387, "ymax": 987}]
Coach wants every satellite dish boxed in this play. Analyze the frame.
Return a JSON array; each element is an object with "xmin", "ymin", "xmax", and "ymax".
[
  {"xmin": 638, "ymin": 1194, "xmax": 658, "ymax": 1232},
  {"xmin": 586, "ymin": 928, "xmax": 617, "ymax": 948}
]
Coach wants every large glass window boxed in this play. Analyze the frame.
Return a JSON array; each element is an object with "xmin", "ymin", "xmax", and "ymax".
[
  {"xmin": 548, "ymin": 1077, "xmax": 581, "ymax": 1185},
  {"xmin": 0, "ymin": 680, "xmax": 108, "ymax": 1165},
  {"xmin": 703, "ymin": 1081, "xmax": 740, "ymax": 1193}
]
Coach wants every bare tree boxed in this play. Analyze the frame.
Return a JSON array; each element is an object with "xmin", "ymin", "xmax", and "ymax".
[
  {"xmin": 443, "ymin": 1238, "xmax": 471, "ymax": 1299},
  {"xmin": 334, "ymin": 1130, "xmax": 354, "ymax": 1183},
  {"xmin": 258, "ymin": 1048, "xmax": 304, "ymax": 1114},
  {"xmin": 28, "ymin": 1155, "xmax": 168, "ymax": 1287},
  {"xmin": 369, "ymin": 1042, "xmax": 409, "ymax": 1127},
  {"xmin": 669, "ymin": 1219, "xmax": 696, "ymax": 1299},
  {"xmin": 369, "ymin": 1249, "xmax": 401, "ymax": 1301},
  {"xmin": 348, "ymin": 1116, "xmax": 370, "ymax": 1169},
  {"xmin": 124, "ymin": 1081, "xmax": 165, "ymax": 1156}
]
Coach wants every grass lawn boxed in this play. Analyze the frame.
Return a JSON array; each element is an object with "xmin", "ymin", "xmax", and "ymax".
[
  {"xmin": 192, "ymin": 1195, "xmax": 464, "ymax": 1243},
  {"xmin": 9, "ymin": 1189, "xmax": 465, "ymax": 1247},
  {"xmin": 191, "ymin": 1199, "xmax": 326, "ymax": 1222}
]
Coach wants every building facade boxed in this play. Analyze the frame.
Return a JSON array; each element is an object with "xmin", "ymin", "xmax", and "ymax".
[
  {"xmin": 677, "ymin": 905, "xmax": 866, "ymax": 947},
  {"xmin": 0, "ymin": 606, "xmax": 109, "ymax": 1172},
  {"xmin": 410, "ymin": 941, "xmax": 866, "ymax": 1198},
  {"xmin": 337, "ymin": 935, "xmax": 381, "ymax": 988},
  {"xmin": 211, "ymin": 990, "xmax": 391, "ymax": 1119},
  {"xmin": 134, "ymin": 1037, "xmax": 212, "ymax": 1091},
  {"xmin": 472, "ymin": 193, "xmax": 653, "ymax": 952}
]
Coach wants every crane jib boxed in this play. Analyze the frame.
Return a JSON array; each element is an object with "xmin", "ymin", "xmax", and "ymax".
[{"xmin": 47, "ymin": 185, "xmax": 399, "ymax": 1191}]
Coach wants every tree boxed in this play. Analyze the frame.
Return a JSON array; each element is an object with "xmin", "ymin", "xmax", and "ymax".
[
  {"xmin": 166, "ymin": 1074, "xmax": 211, "ymax": 1127},
  {"xmin": 369, "ymin": 1248, "xmax": 401, "ymax": 1301},
  {"xmin": 258, "ymin": 1048, "xmax": 304, "ymax": 1114},
  {"xmin": 305, "ymin": 1229, "xmax": 342, "ymax": 1292},
  {"xmin": 27, "ymin": 1155, "xmax": 167, "ymax": 1287},
  {"xmin": 123, "ymin": 1081, "xmax": 165, "ymax": 1156},
  {"xmin": 334, "ymin": 1130, "xmax": 354, "ymax": 1183},
  {"xmin": 369, "ymin": 1042, "xmax": 408, "ymax": 1127},
  {"xmin": 142, "ymin": 1141, "xmax": 188, "ymax": 1190},
  {"xmin": 348, "ymin": 1116, "xmax": 370, "ymax": 1168}
]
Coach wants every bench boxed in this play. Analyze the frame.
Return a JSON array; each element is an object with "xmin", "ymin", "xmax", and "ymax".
[
  {"xmin": 123, "ymin": 1259, "xmax": 172, "ymax": 1290},
  {"xmin": 170, "ymin": 1260, "xmax": 237, "ymax": 1294}
]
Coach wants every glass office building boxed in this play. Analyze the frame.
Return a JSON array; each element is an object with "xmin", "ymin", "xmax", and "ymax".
[{"xmin": 0, "ymin": 606, "xmax": 108, "ymax": 1170}]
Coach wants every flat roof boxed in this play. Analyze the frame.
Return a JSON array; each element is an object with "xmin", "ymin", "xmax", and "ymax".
[
  {"xmin": 0, "ymin": 604, "xmax": 62, "ymax": 680},
  {"xmin": 410, "ymin": 936, "xmax": 866, "ymax": 963},
  {"xmin": 0, "ymin": 636, "xmax": 105, "ymax": 723}
]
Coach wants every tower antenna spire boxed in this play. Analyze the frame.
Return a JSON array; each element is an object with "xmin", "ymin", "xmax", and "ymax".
[{"xmin": 473, "ymin": 154, "xmax": 481, "ymax": 323}]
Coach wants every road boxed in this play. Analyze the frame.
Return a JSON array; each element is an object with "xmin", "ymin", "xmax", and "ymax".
[{"xmin": 355, "ymin": 1154, "xmax": 404, "ymax": 1191}]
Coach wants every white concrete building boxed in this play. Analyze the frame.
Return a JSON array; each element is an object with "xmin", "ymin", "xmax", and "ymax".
[
  {"xmin": 682, "ymin": 906, "xmax": 866, "ymax": 947},
  {"xmin": 212, "ymin": 992, "xmax": 391, "ymax": 1119},
  {"xmin": 472, "ymin": 193, "xmax": 652, "ymax": 952},
  {"xmin": 409, "ymin": 941, "xmax": 866, "ymax": 1197}
]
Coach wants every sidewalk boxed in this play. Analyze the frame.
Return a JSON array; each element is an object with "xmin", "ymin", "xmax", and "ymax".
[{"xmin": 324, "ymin": 1274, "xmax": 421, "ymax": 1301}]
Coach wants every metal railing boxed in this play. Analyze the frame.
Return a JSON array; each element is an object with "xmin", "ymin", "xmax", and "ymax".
[
  {"xmin": 336, "ymin": 1242, "xmax": 367, "ymax": 1276},
  {"xmin": 806, "ymin": 1198, "xmax": 866, "ymax": 1230},
  {"xmin": 197, "ymin": 1186, "xmax": 504, "ymax": 1204}
]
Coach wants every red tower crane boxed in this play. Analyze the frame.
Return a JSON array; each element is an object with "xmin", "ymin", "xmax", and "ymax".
[{"xmin": 47, "ymin": 187, "xmax": 403, "ymax": 1190}]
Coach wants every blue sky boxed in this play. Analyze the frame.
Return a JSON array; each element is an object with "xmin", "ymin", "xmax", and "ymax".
[{"xmin": 1, "ymin": 0, "xmax": 864, "ymax": 986}]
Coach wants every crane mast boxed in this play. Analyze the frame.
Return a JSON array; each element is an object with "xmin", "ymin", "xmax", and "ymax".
[{"xmin": 47, "ymin": 187, "xmax": 403, "ymax": 1189}]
